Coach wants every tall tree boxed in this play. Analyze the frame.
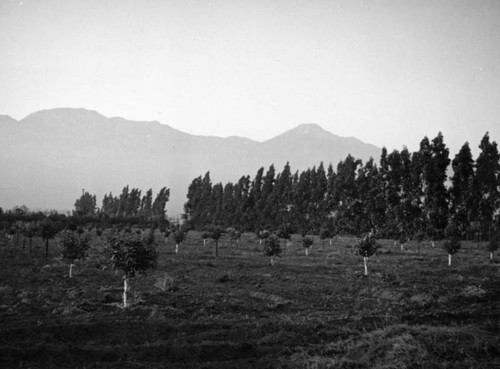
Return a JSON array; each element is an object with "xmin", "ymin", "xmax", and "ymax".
[
  {"xmin": 449, "ymin": 142, "xmax": 475, "ymax": 237},
  {"xmin": 474, "ymin": 132, "xmax": 500, "ymax": 239},
  {"xmin": 74, "ymin": 190, "xmax": 97, "ymax": 216}
]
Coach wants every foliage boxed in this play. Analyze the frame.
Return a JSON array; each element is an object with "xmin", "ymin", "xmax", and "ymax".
[
  {"xmin": 302, "ymin": 237, "xmax": 313, "ymax": 249},
  {"xmin": 60, "ymin": 230, "xmax": 91, "ymax": 262},
  {"xmin": 443, "ymin": 238, "xmax": 461, "ymax": 255},
  {"xmin": 487, "ymin": 232, "xmax": 499, "ymax": 253},
  {"xmin": 263, "ymin": 235, "xmax": 281, "ymax": 257},
  {"xmin": 227, "ymin": 227, "xmax": 242, "ymax": 242},
  {"xmin": 357, "ymin": 234, "xmax": 379, "ymax": 258},
  {"xmin": 257, "ymin": 229, "xmax": 270, "ymax": 241},
  {"xmin": 172, "ymin": 229, "xmax": 186, "ymax": 245},
  {"xmin": 103, "ymin": 230, "xmax": 158, "ymax": 278},
  {"xmin": 207, "ymin": 225, "xmax": 224, "ymax": 241}
]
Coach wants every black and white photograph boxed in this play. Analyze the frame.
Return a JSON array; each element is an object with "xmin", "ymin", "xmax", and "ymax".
[{"xmin": 0, "ymin": 0, "xmax": 499, "ymax": 367}]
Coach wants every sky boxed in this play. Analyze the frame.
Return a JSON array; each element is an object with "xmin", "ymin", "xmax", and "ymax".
[{"xmin": 1, "ymin": 0, "xmax": 499, "ymax": 156}]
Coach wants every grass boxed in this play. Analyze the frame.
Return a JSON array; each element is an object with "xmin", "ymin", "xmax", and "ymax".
[{"xmin": 0, "ymin": 231, "xmax": 499, "ymax": 368}]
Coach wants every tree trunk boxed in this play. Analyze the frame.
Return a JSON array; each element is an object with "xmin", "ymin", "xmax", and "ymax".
[
  {"xmin": 123, "ymin": 277, "xmax": 129, "ymax": 308},
  {"xmin": 175, "ymin": 244, "xmax": 178, "ymax": 254},
  {"xmin": 363, "ymin": 257, "xmax": 368, "ymax": 276},
  {"xmin": 432, "ymin": 241, "xmax": 435, "ymax": 248},
  {"xmin": 69, "ymin": 263, "xmax": 74, "ymax": 278},
  {"xmin": 305, "ymin": 248, "xmax": 309, "ymax": 256},
  {"xmin": 490, "ymin": 252, "xmax": 493, "ymax": 260},
  {"xmin": 270, "ymin": 256, "xmax": 274, "ymax": 266},
  {"xmin": 400, "ymin": 243, "xmax": 404, "ymax": 251},
  {"xmin": 448, "ymin": 254, "xmax": 452, "ymax": 266},
  {"xmin": 45, "ymin": 239, "xmax": 49, "ymax": 263},
  {"xmin": 203, "ymin": 239, "xmax": 206, "ymax": 246},
  {"xmin": 329, "ymin": 238, "xmax": 332, "ymax": 246}
]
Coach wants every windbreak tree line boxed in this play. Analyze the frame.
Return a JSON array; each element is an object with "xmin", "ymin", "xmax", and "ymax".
[
  {"xmin": 184, "ymin": 132, "xmax": 500, "ymax": 241},
  {"xmin": 73, "ymin": 186, "xmax": 170, "ymax": 228}
]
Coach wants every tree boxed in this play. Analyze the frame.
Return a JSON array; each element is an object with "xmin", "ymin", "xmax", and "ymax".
[
  {"xmin": 60, "ymin": 230, "xmax": 91, "ymax": 278},
  {"xmin": 276, "ymin": 223, "xmax": 293, "ymax": 250},
  {"xmin": 227, "ymin": 227, "xmax": 241, "ymax": 246},
  {"xmin": 444, "ymin": 221, "xmax": 461, "ymax": 266},
  {"xmin": 172, "ymin": 229, "xmax": 185, "ymax": 254},
  {"xmin": 487, "ymin": 232, "xmax": 499, "ymax": 260},
  {"xmin": 302, "ymin": 236, "xmax": 314, "ymax": 256},
  {"xmin": 38, "ymin": 219, "xmax": 60, "ymax": 263},
  {"xmin": 20, "ymin": 222, "xmax": 38, "ymax": 256},
  {"xmin": 357, "ymin": 234, "xmax": 379, "ymax": 276},
  {"xmin": 257, "ymin": 229, "xmax": 270, "ymax": 245},
  {"xmin": 201, "ymin": 230, "xmax": 210, "ymax": 246},
  {"xmin": 74, "ymin": 190, "xmax": 97, "ymax": 216},
  {"xmin": 207, "ymin": 225, "xmax": 224, "ymax": 257},
  {"xmin": 449, "ymin": 142, "xmax": 475, "ymax": 237},
  {"xmin": 474, "ymin": 133, "xmax": 500, "ymax": 240},
  {"xmin": 104, "ymin": 230, "xmax": 158, "ymax": 308},
  {"xmin": 264, "ymin": 234, "xmax": 281, "ymax": 266}
]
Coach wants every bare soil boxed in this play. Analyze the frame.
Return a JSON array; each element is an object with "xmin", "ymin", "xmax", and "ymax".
[{"xmin": 0, "ymin": 232, "xmax": 499, "ymax": 368}]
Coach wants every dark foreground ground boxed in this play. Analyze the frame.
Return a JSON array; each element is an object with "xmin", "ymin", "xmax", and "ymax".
[{"xmin": 0, "ymin": 232, "xmax": 499, "ymax": 368}]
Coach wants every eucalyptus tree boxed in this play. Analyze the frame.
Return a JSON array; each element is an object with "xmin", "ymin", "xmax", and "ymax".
[{"xmin": 474, "ymin": 133, "xmax": 500, "ymax": 240}]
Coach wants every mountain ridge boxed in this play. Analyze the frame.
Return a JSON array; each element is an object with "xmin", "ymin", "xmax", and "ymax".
[{"xmin": 0, "ymin": 108, "xmax": 381, "ymax": 215}]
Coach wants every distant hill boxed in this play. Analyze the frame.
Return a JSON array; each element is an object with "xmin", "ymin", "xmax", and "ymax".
[{"xmin": 0, "ymin": 108, "xmax": 381, "ymax": 216}]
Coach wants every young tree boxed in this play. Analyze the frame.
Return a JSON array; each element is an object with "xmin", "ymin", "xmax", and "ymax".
[
  {"xmin": 20, "ymin": 222, "xmax": 38, "ymax": 256},
  {"xmin": 302, "ymin": 236, "xmax": 314, "ymax": 256},
  {"xmin": 207, "ymin": 225, "xmax": 224, "ymax": 257},
  {"xmin": 487, "ymin": 232, "xmax": 499, "ymax": 260},
  {"xmin": 172, "ymin": 229, "xmax": 185, "ymax": 254},
  {"xmin": 264, "ymin": 234, "xmax": 281, "ymax": 266},
  {"xmin": 257, "ymin": 229, "xmax": 270, "ymax": 245},
  {"xmin": 60, "ymin": 230, "xmax": 91, "ymax": 278},
  {"xmin": 277, "ymin": 224, "xmax": 292, "ymax": 250},
  {"xmin": 201, "ymin": 230, "xmax": 210, "ymax": 246},
  {"xmin": 444, "ymin": 222, "xmax": 461, "ymax": 266},
  {"xmin": 227, "ymin": 227, "xmax": 242, "ymax": 246},
  {"xmin": 38, "ymin": 220, "xmax": 60, "ymax": 263},
  {"xmin": 357, "ymin": 234, "xmax": 379, "ymax": 276},
  {"xmin": 104, "ymin": 231, "xmax": 158, "ymax": 308}
]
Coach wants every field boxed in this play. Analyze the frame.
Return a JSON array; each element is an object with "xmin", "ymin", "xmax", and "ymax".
[{"xmin": 0, "ymin": 232, "xmax": 499, "ymax": 368}]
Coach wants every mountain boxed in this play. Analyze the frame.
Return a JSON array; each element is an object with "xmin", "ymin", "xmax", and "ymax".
[{"xmin": 0, "ymin": 108, "xmax": 381, "ymax": 216}]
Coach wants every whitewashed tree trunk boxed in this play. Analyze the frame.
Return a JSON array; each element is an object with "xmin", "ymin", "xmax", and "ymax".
[
  {"xmin": 363, "ymin": 257, "xmax": 368, "ymax": 276},
  {"xmin": 123, "ymin": 277, "xmax": 129, "ymax": 308},
  {"xmin": 329, "ymin": 239, "xmax": 332, "ymax": 246},
  {"xmin": 305, "ymin": 248, "xmax": 309, "ymax": 256},
  {"xmin": 259, "ymin": 239, "xmax": 262, "ymax": 245},
  {"xmin": 400, "ymin": 243, "xmax": 404, "ymax": 251},
  {"xmin": 270, "ymin": 256, "xmax": 274, "ymax": 266},
  {"xmin": 203, "ymin": 239, "xmax": 206, "ymax": 246},
  {"xmin": 490, "ymin": 252, "xmax": 493, "ymax": 260},
  {"xmin": 432, "ymin": 241, "xmax": 435, "ymax": 248},
  {"xmin": 175, "ymin": 244, "xmax": 179, "ymax": 254},
  {"xmin": 448, "ymin": 254, "xmax": 452, "ymax": 266},
  {"xmin": 69, "ymin": 263, "xmax": 74, "ymax": 278}
]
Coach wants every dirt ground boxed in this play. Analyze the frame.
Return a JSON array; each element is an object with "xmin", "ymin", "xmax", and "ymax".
[{"xmin": 0, "ymin": 232, "xmax": 499, "ymax": 368}]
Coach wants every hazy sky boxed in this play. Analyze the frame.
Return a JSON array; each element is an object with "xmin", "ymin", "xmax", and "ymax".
[{"xmin": 1, "ymin": 0, "xmax": 499, "ymax": 156}]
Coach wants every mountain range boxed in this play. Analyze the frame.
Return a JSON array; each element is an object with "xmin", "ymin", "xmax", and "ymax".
[{"xmin": 0, "ymin": 108, "xmax": 381, "ymax": 216}]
